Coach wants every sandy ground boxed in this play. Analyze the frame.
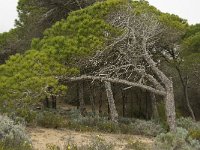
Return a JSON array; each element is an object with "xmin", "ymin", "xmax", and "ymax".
[{"xmin": 27, "ymin": 127, "xmax": 154, "ymax": 150}]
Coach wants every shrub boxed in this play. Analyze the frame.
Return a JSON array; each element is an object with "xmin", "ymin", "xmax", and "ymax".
[
  {"xmin": 36, "ymin": 111, "xmax": 66, "ymax": 128},
  {"xmin": 154, "ymin": 127, "xmax": 200, "ymax": 150},
  {"xmin": 177, "ymin": 117, "xmax": 199, "ymax": 130},
  {"xmin": 66, "ymin": 109, "xmax": 165, "ymax": 136},
  {"xmin": 189, "ymin": 129, "xmax": 200, "ymax": 141},
  {"xmin": 130, "ymin": 119, "xmax": 165, "ymax": 137},
  {"xmin": 15, "ymin": 109, "xmax": 37, "ymax": 124},
  {"xmin": 0, "ymin": 115, "xmax": 32, "ymax": 150}
]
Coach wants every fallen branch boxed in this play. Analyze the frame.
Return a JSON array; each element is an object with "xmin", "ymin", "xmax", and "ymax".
[{"xmin": 62, "ymin": 75, "xmax": 166, "ymax": 96}]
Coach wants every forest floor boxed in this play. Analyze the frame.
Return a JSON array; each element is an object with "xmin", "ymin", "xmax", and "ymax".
[{"xmin": 27, "ymin": 127, "xmax": 154, "ymax": 150}]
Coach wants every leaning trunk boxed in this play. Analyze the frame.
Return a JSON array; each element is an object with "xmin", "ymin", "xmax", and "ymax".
[
  {"xmin": 104, "ymin": 81, "xmax": 118, "ymax": 123},
  {"xmin": 176, "ymin": 68, "xmax": 195, "ymax": 120},
  {"xmin": 184, "ymin": 84, "xmax": 196, "ymax": 120},
  {"xmin": 164, "ymin": 82, "xmax": 176, "ymax": 132}
]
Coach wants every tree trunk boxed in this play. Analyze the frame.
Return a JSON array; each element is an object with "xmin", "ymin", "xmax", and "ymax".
[
  {"xmin": 184, "ymin": 82, "xmax": 196, "ymax": 120},
  {"xmin": 145, "ymin": 91, "xmax": 149, "ymax": 119},
  {"xmin": 104, "ymin": 81, "xmax": 118, "ymax": 123},
  {"xmin": 89, "ymin": 84, "xmax": 96, "ymax": 116},
  {"xmin": 176, "ymin": 67, "xmax": 195, "ymax": 120},
  {"xmin": 76, "ymin": 83, "xmax": 79, "ymax": 109},
  {"xmin": 122, "ymin": 89, "xmax": 127, "ymax": 117},
  {"xmin": 164, "ymin": 82, "xmax": 176, "ymax": 132},
  {"xmin": 79, "ymin": 81, "xmax": 86, "ymax": 116},
  {"xmin": 99, "ymin": 86, "xmax": 103, "ymax": 115},
  {"xmin": 150, "ymin": 92, "xmax": 159, "ymax": 119},
  {"xmin": 131, "ymin": 90, "xmax": 134, "ymax": 117},
  {"xmin": 43, "ymin": 96, "xmax": 50, "ymax": 108},
  {"xmin": 51, "ymin": 95, "xmax": 57, "ymax": 109}
]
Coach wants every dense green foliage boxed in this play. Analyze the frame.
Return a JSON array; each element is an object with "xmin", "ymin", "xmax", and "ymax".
[
  {"xmin": 0, "ymin": 0, "xmax": 199, "ymax": 140},
  {"xmin": 0, "ymin": 0, "xmax": 193, "ymax": 120},
  {"xmin": 0, "ymin": 50, "xmax": 78, "ymax": 113}
]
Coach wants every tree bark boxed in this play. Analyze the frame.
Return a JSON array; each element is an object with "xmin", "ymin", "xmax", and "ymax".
[
  {"xmin": 104, "ymin": 81, "xmax": 119, "ymax": 123},
  {"xmin": 143, "ymin": 42, "xmax": 176, "ymax": 132},
  {"xmin": 145, "ymin": 91, "xmax": 149, "ymax": 119},
  {"xmin": 51, "ymin": 95, "xmax": 57, "ymax": 109},
  {"xmin": 79, "ymin": 81, "xmax": 86, "ymax": 116},
  {"xmin": 176, "ymin": 67, "xmax": 196, "ymax": 120},
  {"xmin": 65, "ymin": 75, "xmax": 166, "ymax": 96},
  {"xmin": 99, "ymin": 86, "xmax": 103, "ymax": 115},
  {"xmin": 150, "ymin": 92, "xmax": 159, "ymax": 119},
  {"xmin": 43, "ymin": 96, "xmax": 50, "ymax": 108},
  {"xmin": 76, "ymin": 83, "xmax": 79, "ymax": 109},
  {"xmin": 164, "ymin": 82, "xmax": 176, "ymax": 132},
  {"xmin": 122, "ymin": 89, "xmax": 127, "ymax": 117},
  {"xmin": 89, "ymin": 84, "xmax": 96, "ymax": 116},
  {"xmin": 184, "ymin": 76, "xmax": 195, "ymax": 120}
]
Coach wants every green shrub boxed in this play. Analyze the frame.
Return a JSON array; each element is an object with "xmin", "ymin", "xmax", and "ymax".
[
  {"xmin": 36, "ymin": 111, "xmax": 66, "ymax": 128},
  {"xmin": 154, "ymin": 127, "xmax": 200, "ymax": 150},
  {"xmin": 189, "ymin": 129, "xmax": 200, "ymax": 141},
  {"xmin": 65, "ymin": 109, "xmax": 165, "ymax": 136},
  {"xmin": 15, "ymin": 109, "xmax": 37, "ymax": 123},
  {"xmin": 177, "ymin": 117, "xmax": 199, "ymax": 130},
  {"xmin": 0, "ymin": 115, "xmax": 32, "ymax": 150},
  {"xmin": 130, "ymin": 119, "xmax": 165, "ymax": 137}
]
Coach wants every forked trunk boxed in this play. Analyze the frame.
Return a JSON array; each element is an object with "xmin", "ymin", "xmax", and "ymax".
[{"xmin": 104, "ymin": 81, "xmax": 118, "ymax": 123}]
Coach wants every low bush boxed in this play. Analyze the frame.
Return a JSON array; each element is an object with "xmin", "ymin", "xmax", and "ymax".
[
  {"xmin": 177, "ymin": 117, "xmax": 199, "ymax": 130},
  {"xmin": 130, "ymin": 119, "xmax": 165, "ymax": 137},
  {"xmin": 0, "ymin": 115, "xmax": 32, "ymax": 150},
  {"xmin": 154, "ymin": 127, "xmax": 200, "ymax": 150},
  {"xmin": 189, "ymin": 129, "xmax": 200, "ymax": 141},
  {"xmin": 36, "ymin": 111, "xmax": 66, "ymax": 128},
  {"xmin": 66, "ymin": 110, "xmax": 165, "ymax": 137},
  {"xmin": 177, "ymin": 117, "xmax": 200, "ymax": 141}
]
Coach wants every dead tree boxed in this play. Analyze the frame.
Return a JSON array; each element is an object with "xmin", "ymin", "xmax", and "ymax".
[
  {"xmin": 88, "ymin": 5, "xmax": 176, "ymax": 131},
  {"xmin": 62, "ymin": 3, "xmax": 179, "ymax": 132}
]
